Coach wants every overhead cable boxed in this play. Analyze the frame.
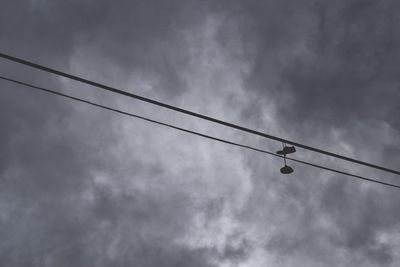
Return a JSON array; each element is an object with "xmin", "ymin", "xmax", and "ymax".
[{"xmin": 0, "ymin": 52, "xmax": 398, "ymax": 176}]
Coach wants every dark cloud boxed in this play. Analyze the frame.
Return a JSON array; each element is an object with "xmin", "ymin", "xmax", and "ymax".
[
  {"xmin": 1, "ymin": 0, "xmax": 400, "ymax": 266},
  {"xmin": 235, "ymin": 0, "xmax": 400, "ymax": 132}
]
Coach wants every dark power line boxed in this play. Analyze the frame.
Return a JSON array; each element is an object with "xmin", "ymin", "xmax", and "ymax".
[
  {"xmin": 0, "ymin": 52, "xmax": 399, "ymax": 176},
  {"xmin": 1, "ymin": 75, "xmax": 399, "ymax": 190}
]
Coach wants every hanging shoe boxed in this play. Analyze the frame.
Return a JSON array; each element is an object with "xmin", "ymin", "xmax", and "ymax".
[
  {"xmin": 280, "ymin": 165, "xmax": 294, "ymax": 174},
  {"xmin": 276, "ymin": 146, "xmax": 296, "ymax": 155}
]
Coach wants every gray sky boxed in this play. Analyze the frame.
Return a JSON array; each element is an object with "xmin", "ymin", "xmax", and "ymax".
[{"xmin": 1, "ymin": 1, "xmax": 400, "ymax": 266}]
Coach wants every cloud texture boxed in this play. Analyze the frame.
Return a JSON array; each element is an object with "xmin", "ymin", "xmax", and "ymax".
[{"xmin": 1, "ymin": 1, "xmax": 400, "ymax": 266}]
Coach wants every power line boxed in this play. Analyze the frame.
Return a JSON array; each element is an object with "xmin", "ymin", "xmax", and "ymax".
[
  {"xmin": 1, "ymin": 75, "xmax": 399, "ymax": 190},
  {"xmin": 0, "ymin": 52, "xmax": 399, "ymax": 176}
]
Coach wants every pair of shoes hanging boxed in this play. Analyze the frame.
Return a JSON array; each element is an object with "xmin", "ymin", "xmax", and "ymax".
[{"xmin": 276, "ymin": 143, "xmax": 296, "ymax": 174}]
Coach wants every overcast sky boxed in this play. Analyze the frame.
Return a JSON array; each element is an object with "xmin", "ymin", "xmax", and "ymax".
[{"xmin": 1, "ymin": 1, "xmax": 400, "ymax": 266}]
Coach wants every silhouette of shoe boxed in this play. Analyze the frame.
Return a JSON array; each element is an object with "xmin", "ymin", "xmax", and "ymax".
[
  {"xmin": 276, "ymin": 146, "xmax": 296, "ymax": 155},
  {"xmin": 280, "ymin": 165, "xmax": 294, "ymax": 174}
]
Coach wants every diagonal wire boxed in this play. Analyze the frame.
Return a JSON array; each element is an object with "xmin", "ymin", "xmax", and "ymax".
[
  {"xmin": 1, "ymin": 75, "xmax": 399, "ymax": 190},
  {"xmin": 0, "ymin": 52, "xmax": 399, "ymax": 176}
]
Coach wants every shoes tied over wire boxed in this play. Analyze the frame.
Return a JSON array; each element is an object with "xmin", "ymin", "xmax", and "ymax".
[{"xmin": 276, "ymin": 144, "xmax": 296, "ymax": 174}]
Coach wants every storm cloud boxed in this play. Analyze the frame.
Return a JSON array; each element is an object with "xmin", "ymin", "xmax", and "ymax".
[{"xmin": 1, "ymin": 1, "xmax": 400, "ymax": 266}]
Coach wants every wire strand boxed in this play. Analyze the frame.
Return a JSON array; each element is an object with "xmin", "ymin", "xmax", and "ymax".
[
  {"xmin": 1, "ymin": 75, "xmax": 399, "ymax": 190},
  {"xmin": 0, "ymin": 52, "xmax": 399, "ymax": 176}
]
